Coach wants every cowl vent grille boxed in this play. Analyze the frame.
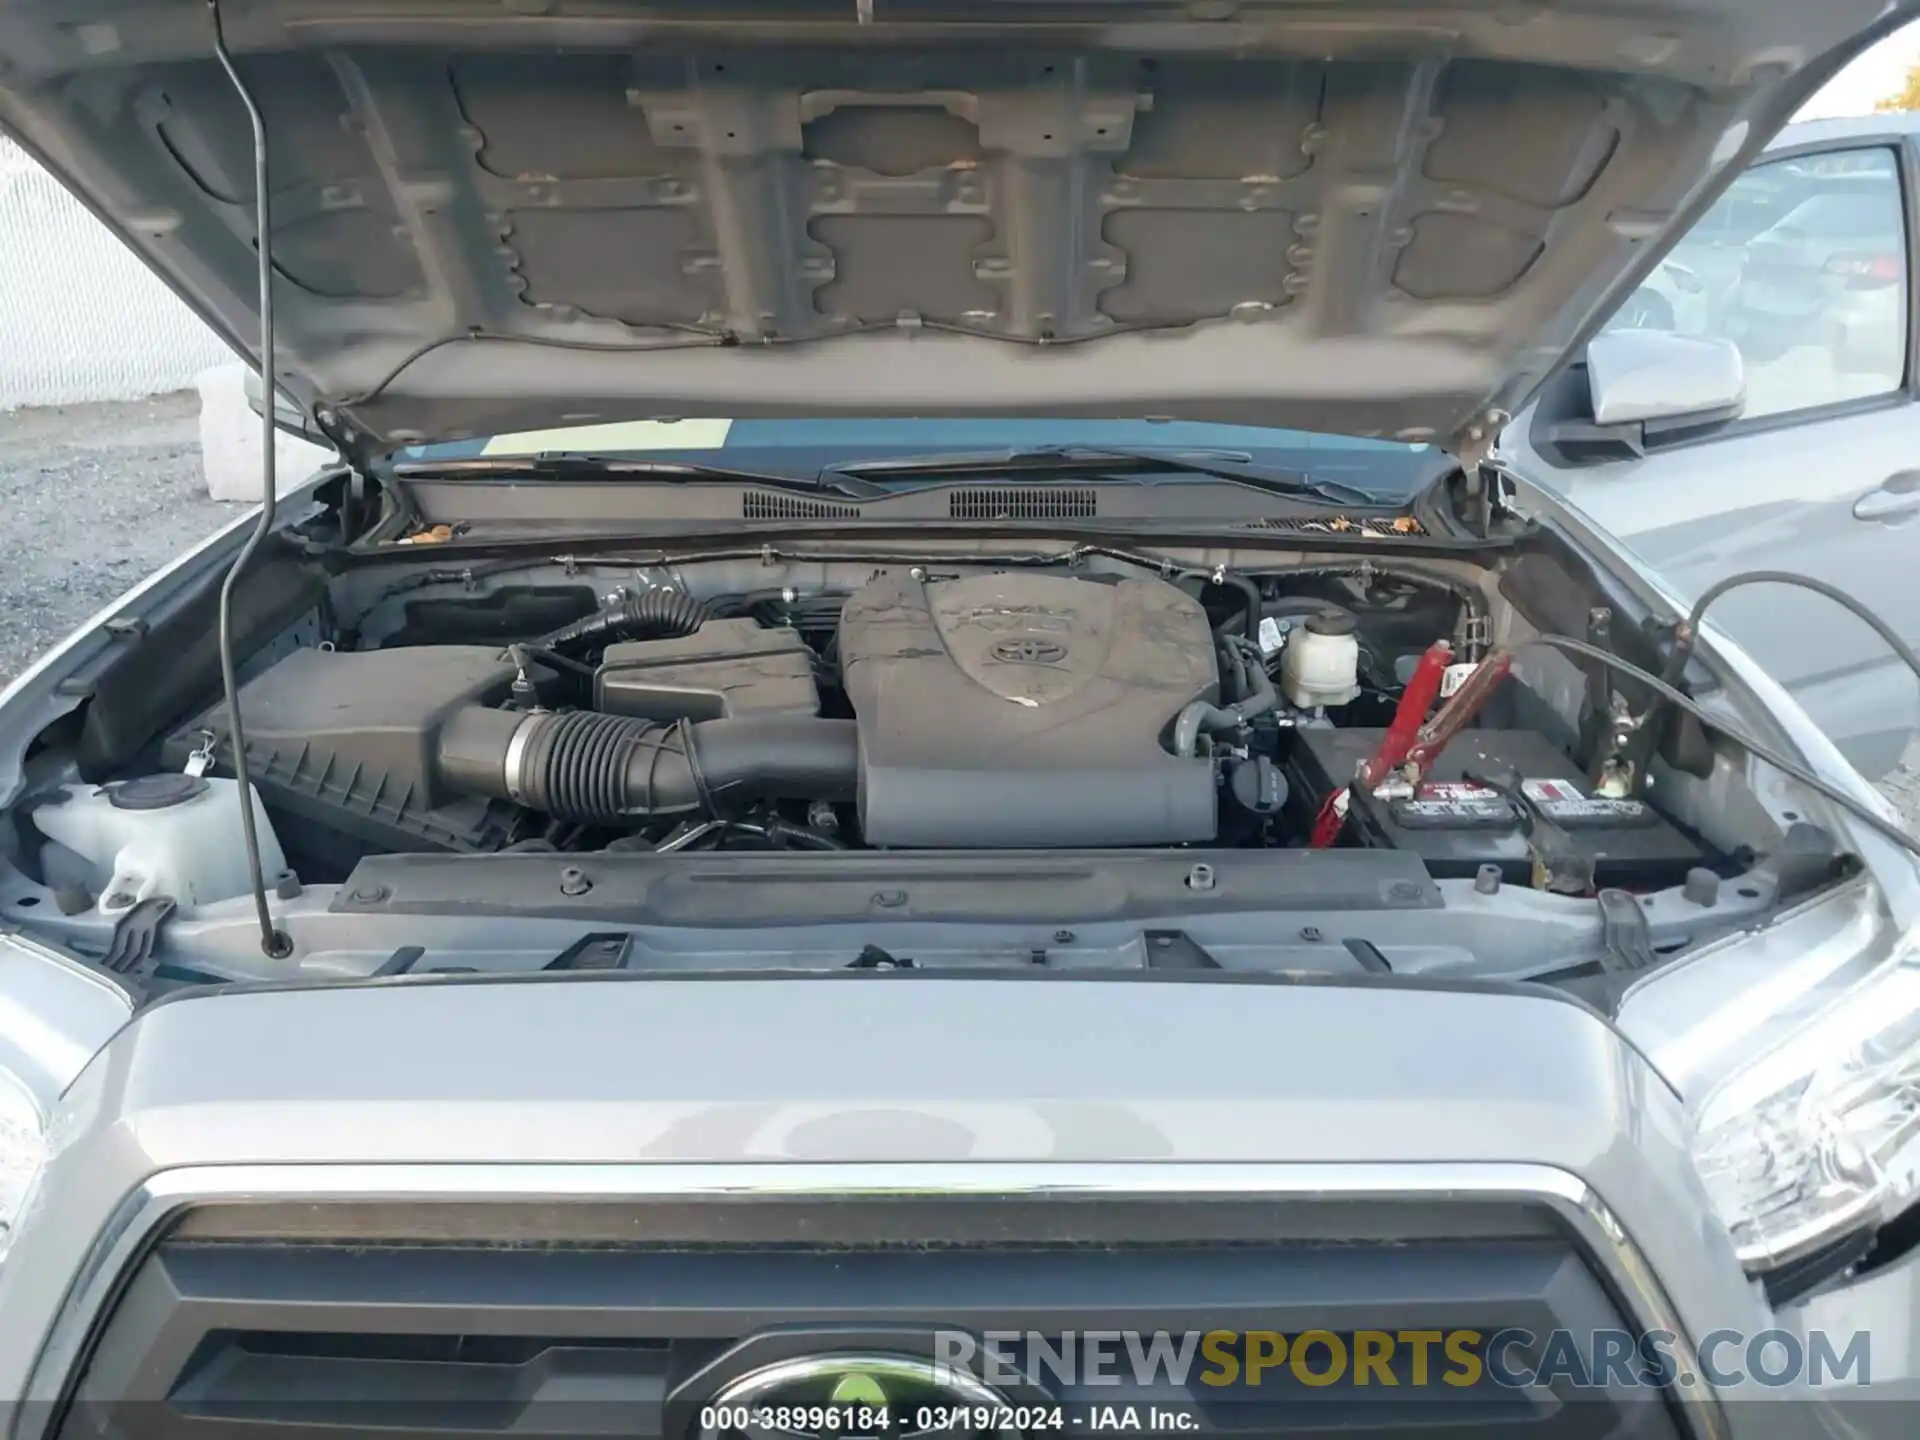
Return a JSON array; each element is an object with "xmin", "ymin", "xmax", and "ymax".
[
  {"xmin": 742, "ymin": 491, "xmax": 860, "ymax": 520},
  {"xmin": 1238, "ymin": 514, "xmax": 1426, "ymax": 537},
  {"xmin": 949, "ymin": 487, "xmax": 1097, "ymax": 520}
]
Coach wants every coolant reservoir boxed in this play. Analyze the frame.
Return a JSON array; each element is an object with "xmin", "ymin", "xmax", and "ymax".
[
  {"xmin": 30, "ymin": 775, "xmax": 286, "ymax": 917},
  {"xmin": 1280, "ymin": 609, "xmax": 1362, "ymax": 709}
]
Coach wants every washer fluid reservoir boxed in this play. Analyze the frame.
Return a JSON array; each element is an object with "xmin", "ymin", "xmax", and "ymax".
[{"xmin": 30, "ymin": 774, "xmax": 286, "ymax": 917}]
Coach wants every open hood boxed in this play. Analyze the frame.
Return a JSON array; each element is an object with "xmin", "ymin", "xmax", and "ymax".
[{"xmin": 0, "ymin": 0, "xmax": 1909, "ymax": 460}]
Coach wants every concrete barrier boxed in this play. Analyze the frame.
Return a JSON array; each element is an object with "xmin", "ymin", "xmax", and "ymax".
[{"xmin": 194, "ymin": 363, "xmax": 335, "ymax": 502}]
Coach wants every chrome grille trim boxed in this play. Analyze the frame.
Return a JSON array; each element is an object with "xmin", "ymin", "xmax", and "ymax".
[{"xmin": 18, "ymin": 1161, "xmax": 1724, "ymax": 1440}]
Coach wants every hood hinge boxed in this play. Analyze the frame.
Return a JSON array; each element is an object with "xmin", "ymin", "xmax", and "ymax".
[
  {"xmin": 1450, "ymin": 408, "xmax": 1508, "ymax": 474},
  {"xmin": 1450, "ymin": 408, "xmax": 1509, "ymax": 537},
  {"xmin": 311, "ymin": 403, "xmax": 404, "ymax": 537},
  {"xmin": 312, "ymin": 401, "xmax": 380, "ymax": 469}
]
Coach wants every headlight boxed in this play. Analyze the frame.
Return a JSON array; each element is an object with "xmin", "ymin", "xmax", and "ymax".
[
  {"xmin": 1619, "ymin": 876, "xmax": 1920, "ymax": 1273},
  {"xmin": 0, "ymin": 1070, "xmax": 43, "ymax": 1257},
  {"xmin": 0, "ymin": 931, "xmax": 131, "ymax": 1260},
  {"xmin": 1691, "ymin": 947, "xmax": 1920, "ymax": 1268}
]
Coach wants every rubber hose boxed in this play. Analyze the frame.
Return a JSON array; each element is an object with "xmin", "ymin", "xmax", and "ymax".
[
  {"xmin": 1173, "ymin": 642, "xmax": 1278, "ymax": 757},
  {"xmin": 1184, "ymin": 569, "xmax": 1265, "ymax": 643},
  {"xmin": 1222, "ymin": 571, "xmax": 1263, "ymax": 642},
  {"xmin": 1173, "ymin": 701, "xmax": 1238, "ymax": 759},
  {"xmin": 442, "ymin": 707, "xmax": 858, "ymax": 823},
  {"xmin": 1236, "ymin": 642, "xmax": 1278, "ymax": 719},
  {"xmin": 535, "ymin": 588, "xmax": 707, "ymax": 656}
]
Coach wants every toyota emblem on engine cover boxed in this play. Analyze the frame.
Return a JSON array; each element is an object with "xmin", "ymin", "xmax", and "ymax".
[{"xmin": 991, "ymin": 639, "xmax": 1067, "ymax": 665}]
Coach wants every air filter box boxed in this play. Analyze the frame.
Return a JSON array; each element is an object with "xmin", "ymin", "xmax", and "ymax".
[
  {"xmin": 593, "ymin": 618, "xmax": 819, "ymax": 721},
  {"xmin": 161, "ymin": 646, "xmax": 536, "ymax": 875}
]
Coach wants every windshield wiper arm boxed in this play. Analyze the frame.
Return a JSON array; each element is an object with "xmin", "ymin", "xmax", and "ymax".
[
  {"xmin": 389, "ymin": 454, "xmax": 884, "ymax": 499},
  {"xmin": 827, "ymin": 445, "xmax": 1388, "ymax": 506}
]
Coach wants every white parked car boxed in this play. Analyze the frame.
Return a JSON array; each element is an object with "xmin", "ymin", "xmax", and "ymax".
[{"xmin": 1605, "ymin": 260, "xmax": 1712, "ymax": 335}]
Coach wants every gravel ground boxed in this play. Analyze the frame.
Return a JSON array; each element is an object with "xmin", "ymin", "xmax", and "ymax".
[
  {"xmin": 0, "ymin": 393, "xmax": 1916, "ymax": 833},
  {"xmin": 0, "ymin": 392, "xmax": 242, "ymax": 687}
]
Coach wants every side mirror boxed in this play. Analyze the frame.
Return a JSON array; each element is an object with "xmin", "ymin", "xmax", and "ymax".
[
  {"xmin": 1586, "ymin": 329, "xmax": 1745, "ymax": 428},
  {"xmin": 243, "ymin": 369, "xmax": 335, "ymax": 447},
  {"xmin": 1543, "ymin": 330, "xmax": 1746, "ymax": 457}
]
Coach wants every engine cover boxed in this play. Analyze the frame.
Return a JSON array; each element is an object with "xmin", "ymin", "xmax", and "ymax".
[{"xmin": 840, "ymin": 571, "xmax": 1218, "ymax": 847}]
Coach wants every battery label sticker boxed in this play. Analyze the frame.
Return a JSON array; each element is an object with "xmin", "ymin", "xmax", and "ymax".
[
  {"xmin": 1420, "ymin": 781, "xmax": 1499, "ymax": 800},
  {"xmin": 1398, "ymin": 799, "xmax": 1509, "ymax": 818},
  {"xmin": 1390, "ymin": 781, "xmax": 1515, "ymax": 829},
  {"xmin": 1439, "ymin": 662, "xmax": 1478, "ymax": 698},
  {"xmin": 1521, "ymin": 777, "xmax": 1653, "ymax": 827},
  {"xmin": 1521, "ymin": 778, "xmax": 1584, "ymax": 803}
]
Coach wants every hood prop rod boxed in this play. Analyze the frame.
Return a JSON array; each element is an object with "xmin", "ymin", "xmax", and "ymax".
[{"xmin": 209, "ymin": 0, "xmax": 292, "ymax": 959}]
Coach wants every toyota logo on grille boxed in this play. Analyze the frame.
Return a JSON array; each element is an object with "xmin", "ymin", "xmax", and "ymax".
[{"xmin": 991, "ymin": 639, "xmax": 1067, "ymax": 665}]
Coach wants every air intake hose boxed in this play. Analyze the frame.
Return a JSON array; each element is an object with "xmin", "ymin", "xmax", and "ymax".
[
  {"xmin": 535, "ymin": 588, "xmax": 707, "ymax": 657},
  {"xmin": 438, "ymin": 706, "xmax": 857, "ymax": 823}
]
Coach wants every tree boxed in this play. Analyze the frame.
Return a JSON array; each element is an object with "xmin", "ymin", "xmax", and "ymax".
[{"xmin": 1876, "ymin": 63, "xmax": 1920, "ymax": 112}]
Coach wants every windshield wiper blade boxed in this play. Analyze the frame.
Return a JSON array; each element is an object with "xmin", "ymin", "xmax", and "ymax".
[
  {"xmin": 834, "ymin": 445, "xmax": 1256, "ymax": 475},
  {"xmin": 389, "ymin": 454, "xmax": 884, "ymax": 499},
  {"xmin": 827, "ymin": 445, "xmax": 1388, "ymax": 506}
]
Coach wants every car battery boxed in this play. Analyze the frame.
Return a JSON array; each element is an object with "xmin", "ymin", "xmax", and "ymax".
[{"xmin": 1285, "ymin": 726, "xmax": 1709, "ymax": 889}]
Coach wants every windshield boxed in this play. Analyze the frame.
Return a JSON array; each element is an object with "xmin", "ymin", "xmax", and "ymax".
[{"xmin": 399, "ymin": 418, "xmax": 1442, "ymax": 501}]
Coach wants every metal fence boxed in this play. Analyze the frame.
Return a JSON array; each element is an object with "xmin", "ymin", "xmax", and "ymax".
[{"xmin": 0, "ymin": 137, "xmax": 232, "ymax": 409}]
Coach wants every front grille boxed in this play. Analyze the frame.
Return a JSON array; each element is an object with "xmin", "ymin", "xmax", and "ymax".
[
  {"xmin": 948, "ymin": 487, "xmax": 1098, "ymax": 520},
  {"xmin": 60, "ymin": 1195, "xmax": 1683, "ymax": 1440},
  {"xmin": 742, "ymin": 491, "xmax": 861, "ymax": 520}
]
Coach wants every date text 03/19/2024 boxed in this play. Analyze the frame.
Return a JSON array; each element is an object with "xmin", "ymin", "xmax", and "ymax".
[{"xmin": 697, "ymin": 1406, "xmax": 1197, "ymax": 1432}]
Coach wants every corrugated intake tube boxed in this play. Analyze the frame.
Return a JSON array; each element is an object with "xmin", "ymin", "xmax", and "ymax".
[
  {"xmin": 534, "ymin": 588, "xmax": 707, "ymax": 656},
  {"xmin": 437, "ymin": 706, "xmax": 858, "ymax": 823}
]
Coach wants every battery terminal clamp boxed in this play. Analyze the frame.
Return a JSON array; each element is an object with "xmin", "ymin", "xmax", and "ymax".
[
  {"xmin": 1463, "ymin": 767, "xmax": 1597, "ymax": 896},
  {"xmin": 1591, "ymin": 693, "xmax": 1648, "ymax": 798},
  {"xmin": 1309, "ymin": 640, "xmax": 1514, "ymax": 846}
]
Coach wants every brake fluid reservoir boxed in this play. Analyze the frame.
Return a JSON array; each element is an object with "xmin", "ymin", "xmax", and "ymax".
[
  {"xmin": 1280, "ymin": 609, "xmax": 1362, "ymax": 708},
  {"xmin": 30, "ymin": 775, "xmax": 286, "ymax": 916}
]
